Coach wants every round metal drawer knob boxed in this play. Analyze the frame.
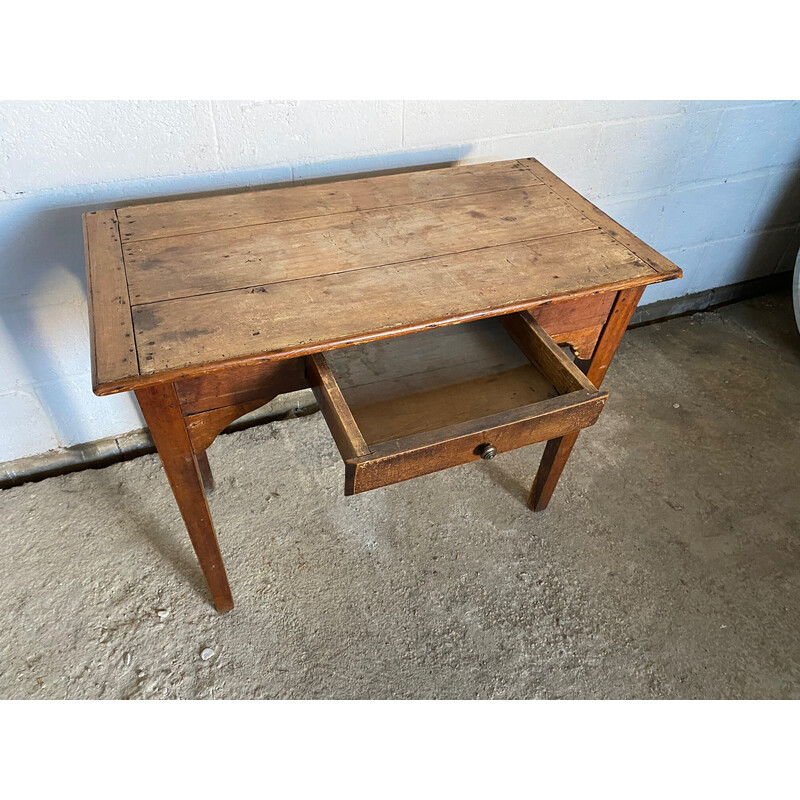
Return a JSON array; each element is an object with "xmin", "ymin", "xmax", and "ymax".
[{"xmin": 478, "ymin": 443, "xmax": 498, "ymax": 460}]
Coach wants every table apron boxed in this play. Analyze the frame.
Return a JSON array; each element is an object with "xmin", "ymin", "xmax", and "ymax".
[{"xmin": 170, "ymin": 289, "xmax": 621, "ymax": 454}]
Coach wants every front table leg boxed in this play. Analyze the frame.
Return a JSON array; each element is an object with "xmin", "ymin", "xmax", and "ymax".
[
  {"xmin": 529, "ymin": 286, "xmax": 644, "ymax": 511},
  {"xmin": 135, "ymin": 382, "xmax": 234, "ymax": 612},
  {"xmin": 529, "ymin": 431, "xmax": 581, "ymax": 511}
]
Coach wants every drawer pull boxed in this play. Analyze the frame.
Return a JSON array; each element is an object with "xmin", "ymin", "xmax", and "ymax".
[{"xmin": 478, "ymin": 443, "xmax": 498, "ymax": 460}]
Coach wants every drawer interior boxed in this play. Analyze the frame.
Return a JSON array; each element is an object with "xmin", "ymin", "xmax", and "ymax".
[
  {"xmin": 308, "ymin": 312, "xmax": 607, "ymax": 494},
  {"xmin": 324, "ymin": 318, "xmax": 574, "ymax": 446}
]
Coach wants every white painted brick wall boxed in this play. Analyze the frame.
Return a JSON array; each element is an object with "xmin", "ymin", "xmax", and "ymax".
[
  {"xmin": 1, "ymin": 100, "xmax": 799, "ymax": 464},
  {"xmin": 0, "ymin": 101, "xmax": 220, "ymax": 195},
  {"xmin": 0, "ymin": 390, "xmax": 59, "ymax": 460},
  {"xmin": 212, "ymin": 101, "xmax": 404, "ymax": 169}
]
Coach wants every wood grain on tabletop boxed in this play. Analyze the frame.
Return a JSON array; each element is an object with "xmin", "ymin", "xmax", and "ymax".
[
  {"xmin": 132, "ymin": 228, "xmax": 654, "ymax": 375},
  {"xmin": 85, "ymin": 158, "xmax": 680, "ymax": 392}
]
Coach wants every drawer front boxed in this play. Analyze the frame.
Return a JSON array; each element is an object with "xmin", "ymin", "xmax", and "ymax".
[
  {"xmin": 308, "ymin": 312, "xmax": 608, "ymax": 495},
  {"xmin": 344, "ymin": 391, "xmax": 606, "ymax": 494}
]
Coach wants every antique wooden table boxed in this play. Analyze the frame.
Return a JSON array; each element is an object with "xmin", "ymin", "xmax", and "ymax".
[{"xmin": 83, "ymin": 158, "xmax": 681, "ymax": 612}]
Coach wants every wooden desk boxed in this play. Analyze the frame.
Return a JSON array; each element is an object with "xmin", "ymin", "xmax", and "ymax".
[{"xmin": 83, "ymin": 158, "xmax": 681, "ymax": 612}]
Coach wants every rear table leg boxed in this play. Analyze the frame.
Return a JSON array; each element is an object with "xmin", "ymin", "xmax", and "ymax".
[
  {"xmin": 135, "ymin": 383, "xmax": 234, "ymax": 612},
  {"xmin": 196, "ymin": 450, "xmax": 215, "ymax": 493},
  {"xmin": 528, "ymin": 286, "xmax": 644, "ymax": 511}
]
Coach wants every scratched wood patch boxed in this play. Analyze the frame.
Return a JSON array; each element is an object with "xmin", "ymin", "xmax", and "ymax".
[
  {"xmin": 83, "ymin": 209, "xmax": 139, "ymax": 390},
  {"xmin": 116, "ymin": 158, "xmax": 541, "ymax": 243},
  {"xmin": 122, "ymin": 186, "xmax": 592, "ymax": 303},
  {"xmin": 132, "ymin": 228, "xmax": 655, "ymax": 375}
]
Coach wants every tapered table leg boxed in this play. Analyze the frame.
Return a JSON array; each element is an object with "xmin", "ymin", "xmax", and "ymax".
[
  {"xmin": 528, "ymin": 431, "xmax": 580, "ymax": 511},
  {"xmin": 135, "ymin": 383, "xmax": 234, "ymax": 612},
  {"xmin": 528, "ymin": 286, "xmax": 644, "ymax": 511}
]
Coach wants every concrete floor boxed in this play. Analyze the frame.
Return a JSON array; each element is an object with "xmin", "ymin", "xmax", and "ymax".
[{"xmin": 1, "ymin": 291, "xmax": 799, "ymax": 699}]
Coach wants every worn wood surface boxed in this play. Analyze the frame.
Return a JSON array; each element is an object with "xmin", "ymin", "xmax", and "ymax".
[
  {"xmin": 583, "ymin": 286, "xmax": 645, "ymax": 387},
  {"xmin": 524, "ymin": 159, "xmax": 679, "ymax": 278},
  {"xmin": 549, "ymin": 326, "xmax": 604, "ymax": 360},
  {"xmin": 132, "ymin": 229, "xmax": 655, "ymax": 378},
  {"xmin": 530, "ymin": 292, "xmax": 615, "ymax": 334},
  {"xmin": 124, "ymin": 185, "xmax": 590, "ymax": 303},
  {"xmin": 527, "ymin": 431, "xmax": 581, "ymax": 513},
  {"xmin": 175, "ymin": 358, "xmax": 307, "ymax": 415},
  {"xmin": 351, "ymin": 366, "xmax": 557, "ymax": 446},
  {"xmin": 84, "ymin": 157, "xmax": 681, "ymax": 394},
  {"xmin": 346, "ymin": 390, "xmax": 607, "ymax": 495},
  {"xmin": 118, "ymin": 159, "xmax": 541, "ymax": 242},
  {"xmin": 83, "ymin": 210, "xmax": 138, "ymax": 392}
]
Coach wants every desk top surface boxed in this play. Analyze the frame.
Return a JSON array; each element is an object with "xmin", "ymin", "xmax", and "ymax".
[{"xmin": 84, "ymin": 157, "xmax": 681, "ymax": 394}]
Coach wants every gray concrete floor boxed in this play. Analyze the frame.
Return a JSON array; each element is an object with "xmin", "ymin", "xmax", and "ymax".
[{"xmin": 1, "ymin": 291, "xmax": 799, "ymax": 699}]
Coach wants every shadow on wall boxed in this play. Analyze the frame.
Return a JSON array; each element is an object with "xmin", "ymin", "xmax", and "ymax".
[
  {"xmin": 0, "ymin": 146, "xmax": 471, "ymax": 454},
  {"xmin": 747, "ymin": 165, "xmax": 800, "ymax": 280}
]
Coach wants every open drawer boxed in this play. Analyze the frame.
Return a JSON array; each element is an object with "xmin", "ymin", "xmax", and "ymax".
[{"xmin": 306, "ymin": 312, "xmax": 608, "ymax": 495}]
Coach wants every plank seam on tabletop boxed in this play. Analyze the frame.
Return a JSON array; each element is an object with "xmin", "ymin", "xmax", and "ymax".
[
  {"xmin": 522, "ymin": 161, "xmax": 663, "ymax": 277},
  {"xmin": 120, "ymin": 183, "xmax": 548, "ymax": 245},
  {"xmin": 114, "ymin": 207, "xmax": 142, "ymax": 377},
  {"xmin": 126, "ymin": 226, "xmax": 612, "ymax": 309},
  {"xmin": 118, "ymin": 160, "xmax": 540, "ymax": 244}
]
